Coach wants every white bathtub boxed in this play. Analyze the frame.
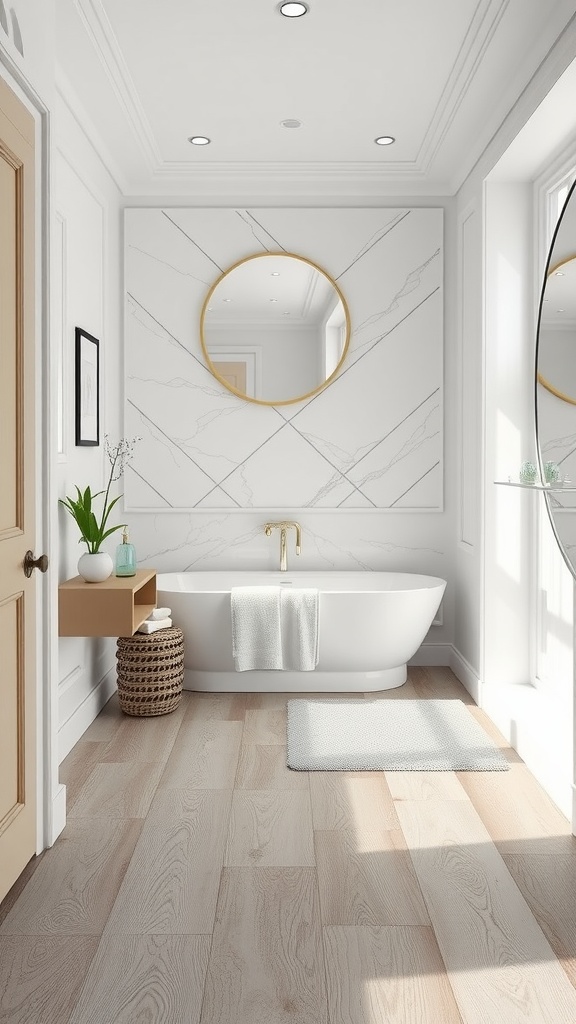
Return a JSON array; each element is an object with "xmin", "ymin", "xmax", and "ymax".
[{"xmin": 157, "ymin": 571, "xmax": 446, "ymax": 692}]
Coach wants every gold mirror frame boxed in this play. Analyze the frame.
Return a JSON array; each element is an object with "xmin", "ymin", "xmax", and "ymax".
[
  {"xmin": 537, "ymin": 254, "xmax": 576, "ymax": 406},
  {"xmin": 200, "ymin": 251, "xmax": 351, "ymax": 407}
]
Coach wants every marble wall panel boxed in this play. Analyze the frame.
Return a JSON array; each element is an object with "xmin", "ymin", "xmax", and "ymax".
[{"xmin": 125, "ymin": 207, "xmax": 443, "ymax": 513}]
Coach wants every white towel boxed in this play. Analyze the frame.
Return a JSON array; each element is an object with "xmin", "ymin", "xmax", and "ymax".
[
  {"xmin": 231, "ymin": 587, "xmax": 282, "ymax": 671},
  {"xmin": 137, "ymin": 617, "xmax": 172, "ymax": 634},
  {"xmin": 230, "ymin": 586, "xmax": 319, "ymax": 672},
  {"xmin": 280, "ymin": 588, "xmax": 319, "ymax": 671},
  {"xmin": 147, "ymin": 607, "xmax": 171, "ymax": 621}
]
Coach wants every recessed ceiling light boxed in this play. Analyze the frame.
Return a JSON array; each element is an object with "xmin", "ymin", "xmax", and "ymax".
[
  {"xmin": 281, "ymin": 118, "xmax": 302, "ymax": 129},
  {"xmin": 270, "ymin": 298, "xmax": 278, "ymax": 302},
  {"xmin": 188, "ymin": 136, "xmax": 211, "ymax": 146},
  {"xmin": 374, "ymin": 136, "xmax": 395, "ymax": 146},
  {"xmin": 557, "ymin": 308, "xmax": 566, "ymax": 312},
  {"xmin": 282, "ymin": 311, "xmax": 290, "ymax": 315},
  {"xmin": 271, "ymin": 272, "xmax": 280, "ymax": 276},
  {"xmin": 223, "ymin": 298, "xmax": 232, "ymax": 302},
  {"xmin": 555, "ymin": 271, "xmax": 565, "ymax": 276},
  {"xmin": 279, "ymin": 2, "xmax": 308, "ymax": 17}
]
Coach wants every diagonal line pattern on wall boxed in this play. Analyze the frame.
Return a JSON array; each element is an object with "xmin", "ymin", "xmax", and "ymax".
[
  {"xmin": 282, "ymin": 417, "xmax": 377, "ymax": 507},
  {"xmin": 127, "ymin": 293, "xmax": 199, "ymax": 362},
  {"xmin": 195, "ymin": 419, "xmax": 292, "ymax": 507},
  {"xmin": 354, "ymin": 249, "xmax": 440, "ymax": 333},
  {"xmin": 127, "ymin": 244, "xmax": 212, "ymax": 287},
  {"xmin": 237, "ymin": 210, "xmax": 285, "ymax": 251},
  {"xmin": 289, "ymin": 287, "xmax": 441, "ymax": 422},
  {"xmin": 126, "ymin": 464, "xmax": 174, "ymax": 506},
  {"xmin": 128, "ymin": 399, "xmax": 242, "ymax": 507},
  {"xmin": 161, "ymin": 211, "xmax": 224, "ymax": 273},
  {"xmin": 389, "ymin": 462, "xmax": 441, "ymax": 507},
  {"xmin": 351, "ymin": 389, "xmax": 441, "ymax": 472},
  {"xmin": 349, "ymin": 403, "xmax": 441, "ymax": 499},
  {"xmin": 335, "ymin": 211, "xmax": 411, "ymax": 279}
]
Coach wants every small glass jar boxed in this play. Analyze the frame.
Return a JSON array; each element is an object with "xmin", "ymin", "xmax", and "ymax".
[
  {"xmin": 519, "ymin": 460, "xmax": 537, "ymax": 484},
  {"xmin": 543, "ymin": 461, "xmax": 561, "ymax": 485},
  {"xmin": 115, "ymin": 527, "xmax": 136, "ymax": 577}
]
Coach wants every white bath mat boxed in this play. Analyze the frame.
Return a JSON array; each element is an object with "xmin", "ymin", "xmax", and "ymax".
[{"xmin": 286, "ymin": 698, "xmax": 510, "ymax": 771}]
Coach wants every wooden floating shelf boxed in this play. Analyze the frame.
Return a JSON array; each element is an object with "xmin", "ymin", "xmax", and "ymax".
[{"xmin": 58, "ymin": 569, "xmax": 157, "ymax": 637}]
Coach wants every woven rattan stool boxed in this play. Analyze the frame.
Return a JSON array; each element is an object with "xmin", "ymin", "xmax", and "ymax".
[{"xmin": 116, "ymin": 626, "xmax": 184, "ymax": 716}]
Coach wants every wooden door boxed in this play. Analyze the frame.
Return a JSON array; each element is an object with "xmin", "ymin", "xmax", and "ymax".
[
  {"xmin": 212, "ymin": 360, "xmax": 247, "ymax": 393},
  {"xmin": 0, "ymin": 77, "xmax": 37, "ymax": 903}
]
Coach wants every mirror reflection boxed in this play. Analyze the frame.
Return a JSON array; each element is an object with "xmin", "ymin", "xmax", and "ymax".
[
  {"xmin": 200, "ymin": 253, "xmax": 350, "ymax": 406},
  {"xmin": 536, "ymin": 177, "xmax": 576, "ymax": 575},
  {"xmin": 538, "ymin": 255, "xmax": 576, "ymax": 405}
]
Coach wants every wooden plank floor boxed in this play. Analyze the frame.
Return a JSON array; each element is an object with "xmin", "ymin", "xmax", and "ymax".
[{"xmin": 2, "ymin": 666, "xmax": 576, "ymax": 1023}]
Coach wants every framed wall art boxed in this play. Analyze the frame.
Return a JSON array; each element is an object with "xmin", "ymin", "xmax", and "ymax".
[{"xmin": 75, "ymin": 327, "xmax": 99, "ymax": 446}]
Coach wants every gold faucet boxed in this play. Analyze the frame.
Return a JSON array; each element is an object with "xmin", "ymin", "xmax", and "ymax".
[{"xmin": 264, "ymin": 521, "xmax": 301, "ymax": 571}]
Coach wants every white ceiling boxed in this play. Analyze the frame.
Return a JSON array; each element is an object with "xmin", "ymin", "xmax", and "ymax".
[
  {"xmin": 55, "ymin": 0, "xmax": 576, "ymax": 197},
  {"xmin": 542, "ymin": 257, "xmax": 576, "ymax": 327},
  {"xmin": 205, "ymin": 254, "xmax": 338, "ymax": 326}
]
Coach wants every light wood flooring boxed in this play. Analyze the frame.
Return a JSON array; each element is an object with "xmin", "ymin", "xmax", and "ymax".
[{"xmin": 2, "ymin": 667, "xmax": 576, "ymax": 1023}]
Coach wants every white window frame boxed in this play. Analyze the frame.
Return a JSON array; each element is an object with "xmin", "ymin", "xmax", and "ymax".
[{"xmin": 532, "ymin": 152, "xmax": 576, "ymax": 690}]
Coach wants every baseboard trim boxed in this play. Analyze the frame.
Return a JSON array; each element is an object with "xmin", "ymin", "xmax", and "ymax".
[
  {"xmin": 47, "ymin": 784, "xmax": 67, "ymax": 848},
  {"xmin": 409, "ymin": 643, "xmax": 481, "ymax": 704},
  {"xmin": 449, "ymin": 647, "xmax": 481, "ymax": 704},
  {"xmin": 58, "ymin": 665, "xmax": 117, "ymax": 762}
]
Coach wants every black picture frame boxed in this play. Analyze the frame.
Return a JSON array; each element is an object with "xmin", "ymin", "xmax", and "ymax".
[{"xmin": 75, "ymin": 327, "xmax": 100, "ymax": 446}]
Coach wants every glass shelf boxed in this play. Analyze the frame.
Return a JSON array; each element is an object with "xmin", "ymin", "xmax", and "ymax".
[{"xmin": 494, "ymin": 481, "xmax": 576, "ymax": 492}]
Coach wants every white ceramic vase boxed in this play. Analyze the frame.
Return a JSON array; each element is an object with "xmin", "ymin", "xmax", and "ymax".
[{"xmin": 78, "ymin": 551, "xmax": 113, "ymax": 583}]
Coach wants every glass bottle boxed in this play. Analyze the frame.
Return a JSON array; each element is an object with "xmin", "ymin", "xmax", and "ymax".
[{"xmin": 115, "ymin": 527, "xmax": 136, "ymax": 577}]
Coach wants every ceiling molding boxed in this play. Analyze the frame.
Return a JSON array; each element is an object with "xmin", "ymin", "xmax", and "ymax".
[
  {"xmin": 418, "ymin": 0, "xmax": 510, "ymax": 174},
  {"xmin": 56, "ymin": 64, "xmax": 129, "ymax": 193},
  {"xmin": 132, "ymin": 159, "xmax": 448, "ymax": 199},
  {"xmin": 448, "ymin": 10, "xmax": 576, "ymax": 193},
  {"xmin": 206, "ymin": 318, "xmax": 317, "ymax": 330},
  {"xmin": 151, "ymin": 159, "xmax": 426, "ymax": 180},
  {"xmin": 72, "ymin": 0, "xmax": 161, "ymax": 172},
  {"xmin": 127, "ymin": 175, "xmax": 453, "ymax": 199}
]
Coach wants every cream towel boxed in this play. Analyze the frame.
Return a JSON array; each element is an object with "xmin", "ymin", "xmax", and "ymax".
[
  {"xmin": 137, "ymin": 617, "xmax": 172, "ymax": 634},
  {"xmin": 147, "ymin": 607, "xmax": 171, "ymax": 621},
  {"xmin": 231, "ymin": 587, "xmax": 282, "ymax": 671},
  {"xmin": 280, "ymin": 588, "xmax": 319, "ymax": 671}
]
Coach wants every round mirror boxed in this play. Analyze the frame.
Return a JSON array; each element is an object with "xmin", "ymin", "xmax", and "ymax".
[
  {"xmin": 200, "ymin": 252, "xmax": 350, "ymax": 406},
  {"xmin": 536, "ymin": 177, "xmax": 576, "ymax": 576}
]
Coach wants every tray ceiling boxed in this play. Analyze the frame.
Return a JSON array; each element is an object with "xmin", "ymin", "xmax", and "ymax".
[{"xmin": 55, "ymin": 0, "xmax": 576, "ymax": 196}]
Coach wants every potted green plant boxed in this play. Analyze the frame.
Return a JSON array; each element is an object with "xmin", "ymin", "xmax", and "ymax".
[{"xmin": 59, "ymin": 436, "xmax": 140, "ymax": 582}]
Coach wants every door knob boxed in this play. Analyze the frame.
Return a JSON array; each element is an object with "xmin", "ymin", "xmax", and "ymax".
[{"xmin": 23, "ymin": 550, "xmax": 49, "ymax": 578}]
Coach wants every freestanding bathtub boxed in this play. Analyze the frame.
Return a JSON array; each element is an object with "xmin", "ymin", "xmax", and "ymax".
[{"xmin": 157, "ymin": 571, "xmax": 446, "ymax": 692}]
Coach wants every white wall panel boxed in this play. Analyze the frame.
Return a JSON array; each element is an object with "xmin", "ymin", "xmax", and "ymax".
[
  {"xmin": 459, "ymin": 204, "xmax": 481, "ymax": 548},
  {"xmin": 55, "ymin": 92, "xmax": 122, "ymax": 759}
]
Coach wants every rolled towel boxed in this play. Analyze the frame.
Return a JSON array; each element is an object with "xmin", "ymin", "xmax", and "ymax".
[
  {"xmin": 137, "ymin": 617, "xmax": 172, "ymax": 634},
  {"xmin": 147, "ymin": 607, "xmax": 172, "ymax": 621}
]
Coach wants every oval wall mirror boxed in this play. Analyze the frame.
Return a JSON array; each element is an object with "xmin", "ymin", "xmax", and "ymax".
[
  {"xmin": 200, "ymin": 252, "xmax": 350, "ymax": 406},
  {"xmin": 536, "ymin": 177, "xmax": 576, "ymax": 577}
]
